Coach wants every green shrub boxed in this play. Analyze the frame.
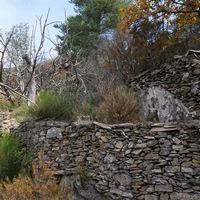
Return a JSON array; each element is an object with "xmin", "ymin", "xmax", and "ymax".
[
  {"xmin": 28, "ymin": 90, "xmax": 77, "ymax": 120},
  {"xmin": 0, "ymin": 134, "xmax": 21, "ymax": 181},
  {"xmin": 0, "ymin": 133, "xmax": 33, "ymax": 182},
  {"xmin": 96, "ymin": 85, "xmax": 140, "ymax": 123}
]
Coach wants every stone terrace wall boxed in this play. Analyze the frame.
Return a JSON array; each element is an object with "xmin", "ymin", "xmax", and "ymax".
[
  {"xmin": 130, "ymin": 53, "xmax": 200, "ymax": 120},
  {"xmin": 15, "ymin": 120, "xmax": 200, "ymax": 200},
  {"xmin": 0, "ymin": 111, "xmax": 19, "ymax": 133}
]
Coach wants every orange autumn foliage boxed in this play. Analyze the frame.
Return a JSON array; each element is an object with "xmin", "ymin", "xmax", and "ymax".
[
  {"xmin": 117, "ymin": 0, "xmax": 200, "ymax": 75},
  {"xmin": 0, "ymin": 151, "xmax": 71, "ymax": 200},
  {"xmin": 119, "ymin": 0, "xmax": 200, "ymax": 36}
]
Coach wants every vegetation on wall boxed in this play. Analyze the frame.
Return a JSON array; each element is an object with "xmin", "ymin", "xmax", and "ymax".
[{"xmin": 0, "ymin": 151, "xmax": 71, "ymax": 200}]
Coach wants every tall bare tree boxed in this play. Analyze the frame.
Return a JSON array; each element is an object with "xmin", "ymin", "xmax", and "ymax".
[{"xmin": 0, "ymin": 10, "xmax": 52, "ymax": 105}]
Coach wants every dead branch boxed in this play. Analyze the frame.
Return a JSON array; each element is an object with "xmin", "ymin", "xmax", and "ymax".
[
  {"xmin": 0, "ymin": 30, "xmax": 14, "ymax": 82},
  {"xmin": 185, "ymin": 49, "xmax": 200, "ymax": 57},
  {"xmin": 0, "ymin": 82, "xmax": 36, "ymax": 105}
]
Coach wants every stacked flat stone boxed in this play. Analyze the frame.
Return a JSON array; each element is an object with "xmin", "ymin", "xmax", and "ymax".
[
  {"xmin": 15, "ymin": 120, "xmax": 200, "ymax": 200},
  {"xmin": 131, "ymin": 54, "xmax": 200, "ymax": 120}
]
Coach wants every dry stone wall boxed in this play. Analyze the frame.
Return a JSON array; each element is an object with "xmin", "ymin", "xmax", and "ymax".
[
  {"xmin": 131, "ymin": 52, "xmax": 200, "ymax": 122},
  {"xmin": 0, "ymin": 111, "xmax": 19, "ymax": 133},
  {"xmin": 15, "ymin": 120, "xmax": 200, "ymax": 200}
]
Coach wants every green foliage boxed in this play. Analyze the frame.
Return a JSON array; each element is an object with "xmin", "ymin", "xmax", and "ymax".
[
  {"xmin": 28, "ymin": 90, "xmax": 77, "ymax": 120},
  {"xmin": 96, "ymin": 85, "xmax": 140, "ymax": 123},
  {"xmin": 70, "ymin": 0, "xmax": 118, "ymax": 33},
  {"xmin": 54, "ymin": 15, "xmax": 95, "ymax": 58},
  {"xmin": 0, "ymin": 134, "xmax": 21, "ymax": 181},
  {"xmin": 55, "ymin": 0, "xmax": 131, "ymax": 57}
]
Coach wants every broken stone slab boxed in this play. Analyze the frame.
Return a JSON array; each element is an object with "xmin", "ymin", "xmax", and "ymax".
[
  {"xmin": 110, "ymin": 123, "xmax": 134, "ymax": 128},
  {"xmin": 93, "ymin": 121, "xmax": 112, "ymax": 130},
  {"xmin": 73, "ymin": 120, "xmax": 93, "ymax": 127},
  {"xmin": 151, "ymin": 123, "xmax": 166, "ymax": 127},
  {"xmin": 164, "ymin": 124, "xmax": 178, "ymax": 128},
  {"xmin": 150, "ymin": 127, "xmax": 180, "ymax": 132},
  {"xmin": 151, "ymin": 123, "xmax": 179, "ymax": 128}
]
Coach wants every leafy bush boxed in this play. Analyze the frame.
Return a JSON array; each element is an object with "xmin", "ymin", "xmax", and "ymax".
[
  {"xmin": 96, "ymin": 85, "xmax": 140, "ymax": 123},
  {"xmin": 28, "ymin": 90, "xmax": 77, "ymax": 120},
  {"xmin": 0, "ymin": 134, "xmax": 21, "ymax": 181},
  {"xmin": 0, "ymin": 151, "xmax": 71, "ymax": 200}
]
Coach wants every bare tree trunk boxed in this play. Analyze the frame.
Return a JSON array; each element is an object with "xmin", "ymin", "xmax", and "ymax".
[
  {"xmin": 27, "ymin": 69, "xmax": 36, "ymax": 106},
  {"xmin": 22, "ymin": 54, "xmax": 36, "ymax": 106}
]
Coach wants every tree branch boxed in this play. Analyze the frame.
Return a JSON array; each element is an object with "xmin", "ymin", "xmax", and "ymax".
[{"xmin": 0, "ymin": 82, "xmax": 36, "ymax": 105}]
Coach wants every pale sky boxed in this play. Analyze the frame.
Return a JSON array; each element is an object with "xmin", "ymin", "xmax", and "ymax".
[{"xmin": 0, "ymin": 0, "xmax": 75, "ymax": 57}]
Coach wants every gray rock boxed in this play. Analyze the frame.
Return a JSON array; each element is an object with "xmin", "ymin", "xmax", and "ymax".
[
  {"xmin": 172, "ymin": 137, "xmax": 181, "ymax": 145},
  {"xmin": 113, "ymin": 174, "xmax": 132, "ymax": 186},
  {"xmin": 104, "ymin": 154, "xmax": 116, "ymax": 163},
  {"xmin": 132, "ymin": 149, "xmax": 143, "ymax": 155},
  {"xmin": 145, "ymin": 153, "xmax": 160, "ymax": 160},
  {"xmin": 172, "ymin": 145, "xmax": 184, "ymax": 151},
  {"xmin": 181, "ymin": 167, "xmax": 194, "ymax": 173},
  {"xmin": 135, "ymin": 143, "xmax": 147, "ymax": 148},
  {"xmin": 193, "ymin": 69, "xmax": 200, "ymax": 75},
  {"xmin": 46, "ymin": 127, "xmax": 63, "ymax": 139}
]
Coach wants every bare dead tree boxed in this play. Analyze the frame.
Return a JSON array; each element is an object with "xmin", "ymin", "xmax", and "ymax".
[
  {"xmin": 0, "ymin": 10, "xmax": 54, "ymax": 106},
  {"xmin": 0, "ymin": 29, "xmax": 15, "ymax": 103}
]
